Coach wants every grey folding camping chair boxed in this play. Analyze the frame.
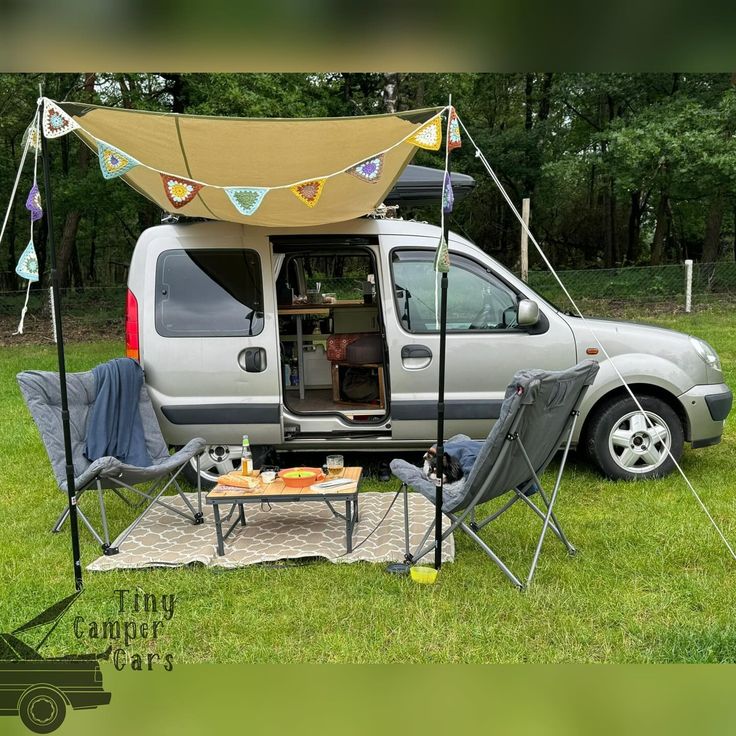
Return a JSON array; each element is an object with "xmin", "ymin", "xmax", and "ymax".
[
  {"xmin": 17, "ymin": 360, "xmax": 207, "ymax": 555},
  {"xmin": 391, "ymin": 360, "xmax": 599, "ymax": 589}
]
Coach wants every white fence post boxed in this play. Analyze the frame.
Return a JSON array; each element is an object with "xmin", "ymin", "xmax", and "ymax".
[
  {"xmin": 520, "ymin": 197, "xmax": 530, "ymax": 283},
  {"xmin": 684, "ymin": 259, "xmax": 693, "ymax": 313}
]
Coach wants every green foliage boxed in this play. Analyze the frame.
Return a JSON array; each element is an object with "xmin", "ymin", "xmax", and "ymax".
[{"xmin": 2, "ymin": 72, "xmax": 736, "ymax": 293}]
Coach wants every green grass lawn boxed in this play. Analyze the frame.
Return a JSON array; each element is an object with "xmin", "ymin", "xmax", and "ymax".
[{"xmin": 1, "ymin": 308, "xmax": 735, "ymax": 663}]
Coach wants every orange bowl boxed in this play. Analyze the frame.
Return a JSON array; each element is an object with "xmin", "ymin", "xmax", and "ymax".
[{"xmin": 278, "ymin": 467, "xmax": 325, "ymax": 488}]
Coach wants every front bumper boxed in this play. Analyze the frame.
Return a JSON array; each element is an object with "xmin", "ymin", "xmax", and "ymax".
[{"xmin": 678, "ymin": 383, "xmax": 732, "ymax": 447}]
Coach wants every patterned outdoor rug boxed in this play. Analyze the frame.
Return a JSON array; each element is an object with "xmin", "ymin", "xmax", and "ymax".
[{"xmin": 87, "ymin": 492, "xmax": 454, "ymax": 570}]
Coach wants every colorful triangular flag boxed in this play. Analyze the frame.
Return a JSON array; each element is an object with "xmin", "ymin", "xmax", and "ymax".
[
  {"xmin": 448, "ymin": 108, "xmax": 462, "ymax": 151},
  {"xmin": 25, "ymin": 183, "xmax": 43, "ymax": 222},
  {"xmin": 161, "ymin": 174, "xmax": 204, "ymax": 209},
  {"xmin": 348, "ymin": 155, "xmax": 384, "ymax": 183},
  {"xmin": 433, "ymin": 234, "xmax": 450, "ymax": 273},
  {"xmin": 408, "ymin": 117, "xmax": 442, "ymax": 151},
  {"xmin": 22, "ymin": 123, "xmax": 42, "ymax": 153},
  {"xmin": 225, "ymin": 187, "xmax": 268, "ymax": 216},
  {"xmin": 291, "ymin": 179, "xmax": 325, "ymax": 208},
  {"xmin": 442, "ymin": 172, "xmax": 454, "ymax": 214},
  {"xmin": 97, "ymin": 141, "xmax": 139, "ymax": 180},
  {"xmin": 42, "ymin": 103, "xmax": 79, "ymax": 139},
  {"xmin": 16, "ymin": 240, "xmax": 40, "ymax": 282}
]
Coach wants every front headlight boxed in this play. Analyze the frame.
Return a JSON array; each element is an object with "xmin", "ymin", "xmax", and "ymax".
[{"xmin": 690, "ymin": 336, "xmax": 722, "ymax": 371}]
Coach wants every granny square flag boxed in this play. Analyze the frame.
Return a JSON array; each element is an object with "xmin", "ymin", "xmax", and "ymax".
[
  {"xmin": 433, "ymin": 234, "xmax": 450, "ymax": 273},
  {"xmin": 448, "ymin": 109, "xmax": 462, "ymax": 150},
  {"xmin": 225, "ymin": 187, "xmax": 268, "ymax": 216},
  {"xmin": 442, "ymin": 172, "xmax": 454, "ymax": 214},
  {"xmin": 16, "ymin": 240, "xmax": 40, "ymax": 282},
  {"xmin": 22, "ymin": 123, "xmax": 42, "ymax": 153},
  {"xmin": 161, "ymin": 174, "xmax": 204, "ymax": 209},
  {"xmin": 291, "ymin": 179, "xmax": 326, "ymax": 208},
  {"xmin": 348, "ymin": 155, "xmax": 384, "ymax": 183},
  {"xmin": 25, "ymin": 183, "xmax": 43, "ymax": 222},
  {"xmin": 409, "ymin": 117, "xmax": 442, "ymax": 151},
  {"xmin": 97, "ymin": 141, "xmax": 139, "ymax": 179},
  {"xmin": 42, "ymin": 103, "xmax": 79, "ymax": 138}
]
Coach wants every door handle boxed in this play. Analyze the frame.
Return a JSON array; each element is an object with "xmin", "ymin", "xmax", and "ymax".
[
  {"xmin": 238, "ymin": 347, "xmax": 267, "ymax": 373},
  {"xmin": 401, "ymin": 344, "xmax": 432, "ymax": 370},
  {"xmin": 401, "ymin": 345, "xmax": 432, "ymax": 359}
]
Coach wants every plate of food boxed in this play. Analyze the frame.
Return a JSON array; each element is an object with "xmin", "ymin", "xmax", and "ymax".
[{"xmin": 278, "ymin": 467, "xmax": 325, "ymax": 488}]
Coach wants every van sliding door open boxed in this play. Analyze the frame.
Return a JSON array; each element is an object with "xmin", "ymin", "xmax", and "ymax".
[{"xmin": 271, "ymin": 237, "xmax": 389, "ymax": 435}]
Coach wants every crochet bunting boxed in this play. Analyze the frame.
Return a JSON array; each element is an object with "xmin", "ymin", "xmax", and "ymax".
[
  {"xmin": 16, "ymin": 240, "xmax": 40, "ymax": 282},
  {"xmin": 97, "ymin": 141, "xmax": 139, "ymax": 180},
  {"xmin": 25, "ymin": 183, "xmax": 43, "ymax": 222},
  {"xmin": 442, "ymin": 171, "xmax": 454, "ymax": 214},
  {"xmin": 225, "ymin": 187, "xmax": 268, "ymax": 216},
  {"xmin": 348, "ymin": 155, "xmax": 384, "ymax": 183},
  {"xmin": 408, "ymin": 117, "xmax": 442, "ymax": 151},
  {"xmin": 448, "ymin": 108, "xmax": 462, "ymax": 150},
  {"xmin": 22, "ymin": 123, "xmax": 42, "ymax": 153},
  {"xmin": 291, "ymin": 179, "xmax": 325, "ymax": 208},
  {"xmin": 161, "ymin": 174, "xmax": 203, "ymax": 209},
  {"xmin": 42, "ymin": 103, "xmax": 79, "ymax": 139},
  {"xmin": 433, "ymin": 234, "xmax": 450, "ymax": 273}
]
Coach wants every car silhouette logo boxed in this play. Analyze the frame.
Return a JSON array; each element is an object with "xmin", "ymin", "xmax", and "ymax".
[{"xmin": 0, "ymin": 592, "xmax": 111, "ymax": 733}]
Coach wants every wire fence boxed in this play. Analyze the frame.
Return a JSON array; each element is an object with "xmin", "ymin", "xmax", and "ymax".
[
  {"xmin": 1, "ymin": 261, "xmax": 735, "ymax": 341},
  {"xmin": 527, "ymin": 261, "xmax": 736, "ymax": 313}
]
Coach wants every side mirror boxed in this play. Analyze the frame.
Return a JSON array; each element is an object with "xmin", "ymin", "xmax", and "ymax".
[{"xmin": 517, "ymin": 299, "xmax": 539, "ymax": 327}]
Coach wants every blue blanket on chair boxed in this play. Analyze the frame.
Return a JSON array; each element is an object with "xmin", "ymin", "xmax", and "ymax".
[{"xmin": 85, "ymin": 358, "xmax": 152, "ymax": 467}]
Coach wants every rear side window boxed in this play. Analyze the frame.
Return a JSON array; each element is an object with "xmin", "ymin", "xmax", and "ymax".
[{"xmin": 155, "ymin": 249, "xmax": 264, "ymax": 337}]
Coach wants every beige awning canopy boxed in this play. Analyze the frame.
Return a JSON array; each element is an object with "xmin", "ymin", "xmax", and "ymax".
[{"xmin": 57, "ymin": 100, "xmax": 445, "ymax": 227}]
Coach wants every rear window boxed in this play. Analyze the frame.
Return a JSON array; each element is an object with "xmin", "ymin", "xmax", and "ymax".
[{"xmin": 155, "ymin": 249, "xmax": 264, "ymax": 337}]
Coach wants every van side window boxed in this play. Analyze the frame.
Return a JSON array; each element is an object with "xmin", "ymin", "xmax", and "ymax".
[
  {"xmin": 155, "ymin": 249, "xmax": 264, "ymax": 337},
  {"xmin": 391, "ymin": 250, "xmax": 520, "ymax": 333}
]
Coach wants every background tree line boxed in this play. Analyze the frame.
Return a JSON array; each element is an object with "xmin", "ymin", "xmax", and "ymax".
[{"xmin": 2, "ymin": 72, "xmax": 736, "ymax": 291}]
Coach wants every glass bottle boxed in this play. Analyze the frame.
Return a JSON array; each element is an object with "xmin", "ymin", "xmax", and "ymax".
[{"xmin": 241, "ymin": 434, "xmax": 253, "ymax": 476}]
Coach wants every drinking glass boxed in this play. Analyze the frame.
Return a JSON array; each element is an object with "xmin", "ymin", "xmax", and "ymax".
[{"xmin": 326, "ymin": 455, "xmax": 344, "ymax": 478}]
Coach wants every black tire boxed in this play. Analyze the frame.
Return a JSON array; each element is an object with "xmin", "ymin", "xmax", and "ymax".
[
  {"xmin": 19, "ymin": 687, "xmax": 66, "ymax": 734},
  {"xmin": 585, "ymin": 394, "xmax": 684, "ymax": 480},
  {"xmin": 180, "ymin": 444, "xmax": 275, "ymax": 490}
]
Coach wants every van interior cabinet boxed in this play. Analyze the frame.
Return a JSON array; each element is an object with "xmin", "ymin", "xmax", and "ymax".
[{"xmin": 332, "ymin": 306, "xmax": 379, "ymax": 333}]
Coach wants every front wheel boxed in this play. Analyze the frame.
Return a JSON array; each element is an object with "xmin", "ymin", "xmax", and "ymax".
[{"xmin": 586, "ymin": 395, "xmax": 684, "ymax": 480}]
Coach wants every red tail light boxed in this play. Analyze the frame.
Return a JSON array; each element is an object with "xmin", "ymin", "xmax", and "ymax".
[{"xmin": 125, "ymin": 289, "xmax": 140, "ymax": 360}]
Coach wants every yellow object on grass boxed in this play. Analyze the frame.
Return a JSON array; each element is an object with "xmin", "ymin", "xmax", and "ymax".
[{"xmin": 410, "ymin": 566, "xmax": 438, "ymax": 585}]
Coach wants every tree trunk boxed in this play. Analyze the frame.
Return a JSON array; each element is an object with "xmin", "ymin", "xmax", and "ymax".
[
  {"xmin": 702, "ymin": 195, "xmax": 725, "ymax": 289},
  {"xmin": 382, "ymin": 73, "xmax": 399, "ymax": 114},
  {"xmin": 650, "ymin": 194, "xmax": 670, "ymax": 265},
  {"xmin": 602, "ymin": 178, "xmax": 617, "ymax": 267},
  {"xmin": 87, "ymin": 212, "xmax": 97, "ymax": 282},
  {"xmin": 537, "ymin": 73, "xmax": 553, "ymax": 121},
  {"xmin": 524, "ymin": 74, "xmax": 534, "ymax": 130},
  {"xmin": 163, "ymin": 74, "xmax": 189, "ymax": 113},
  {"xmin": 627, "ymin": 190, "xmax": 642, "ymax": 263},
  {"xmin": 57, "ymin": 211, "xmax": 83, "ymax": 288},
  {"xmin": 56, "ymin": 72, "xmax": 95, "ymax": 287},
  {"xmin": 702, "ymin": 195, "xmax": 725, "ymax": 264}
]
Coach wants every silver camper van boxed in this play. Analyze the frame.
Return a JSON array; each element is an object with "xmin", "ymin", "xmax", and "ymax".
[{"xmin": 125, "ymin": 214, "xmax": 732, "ymax": 487}]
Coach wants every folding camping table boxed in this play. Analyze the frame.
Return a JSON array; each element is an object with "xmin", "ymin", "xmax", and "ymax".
[{"xmin": 206, "ymin": 467, "xmax": 362, "ymax": 556}]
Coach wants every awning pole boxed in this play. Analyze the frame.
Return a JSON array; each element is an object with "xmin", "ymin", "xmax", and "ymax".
[
  {"xmin": 434, "ymin": 266, "xmax": 448, "ymax": 570},
  {"xmin": 434, "ymin": 96, "xmax": 453, "ymax": 570},
  {"xmin": 39, "ymin": 95, "xmax": 83, "ymax": 592}
]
